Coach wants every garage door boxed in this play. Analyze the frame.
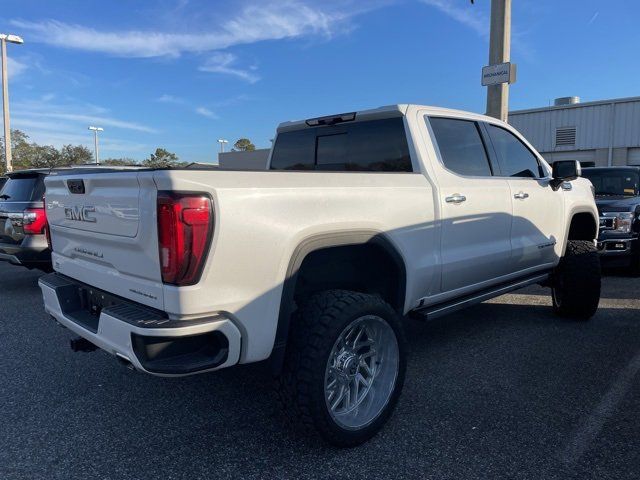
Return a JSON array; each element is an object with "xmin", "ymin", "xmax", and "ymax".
[{"xmin": 628, "ymin": 147, "xmax": 640, "ymax": 165}]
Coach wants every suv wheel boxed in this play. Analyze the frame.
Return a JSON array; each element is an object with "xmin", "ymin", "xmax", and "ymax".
[
  {"xmin": 277, "ymin": 290, "xmax": 406, "ymax": 447},
  {"xmin": 552, "ymin": 240, "xmax": 601, "ymax": 320}
]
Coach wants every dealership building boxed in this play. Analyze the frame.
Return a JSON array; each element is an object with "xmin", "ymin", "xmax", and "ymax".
[{"xmin": 509, "ymin": 96, "xmax": 640, "ymax": 167}]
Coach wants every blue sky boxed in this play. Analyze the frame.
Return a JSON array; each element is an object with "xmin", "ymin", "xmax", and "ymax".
[{"xmin": 1, "ymin": 0, "xmax": 638, "ymax": 163}]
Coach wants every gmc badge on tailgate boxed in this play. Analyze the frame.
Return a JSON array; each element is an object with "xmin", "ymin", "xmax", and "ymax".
[{"xmin": 64, "ymin": 205, "xmax": 97, "ymax": 223}]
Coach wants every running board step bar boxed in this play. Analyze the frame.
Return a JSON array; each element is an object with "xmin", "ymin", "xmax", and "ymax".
[{"xmin": 411, "ymin": 272, "xmax": 551, "ymax": 321}]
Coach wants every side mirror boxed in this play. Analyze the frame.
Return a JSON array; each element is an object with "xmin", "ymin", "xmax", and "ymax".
[{"xmin": 550, "ymin": 160, "xmax": 581, "ymax": 190}]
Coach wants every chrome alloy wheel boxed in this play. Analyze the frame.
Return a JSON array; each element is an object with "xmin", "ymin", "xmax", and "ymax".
[{"xmin": 324, "ymin": 315, "xmax": 399, "ymax": 430}]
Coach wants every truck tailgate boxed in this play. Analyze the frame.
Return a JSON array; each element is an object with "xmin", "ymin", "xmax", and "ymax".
[{"xmin": 44, "ymin": 172, "xmax": 164, "ymax": 310}]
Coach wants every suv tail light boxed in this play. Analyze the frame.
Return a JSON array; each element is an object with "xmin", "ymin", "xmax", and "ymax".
[
  {"xmin": 157, "ymin": 192, "xmax": 213, "ymax": 286},
  {"xmin": 23, "ymin": 207, "xmax": 47, "ymax": 235}
]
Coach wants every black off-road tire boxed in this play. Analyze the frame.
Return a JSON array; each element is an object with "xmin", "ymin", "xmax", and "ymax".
[
  {"xmin": 552, "ymin": 240, "xmax": 601, "ymax": 320},
  {"xmin": 276, "ymin": 290, "xmax": 407, "ymax": 447}
]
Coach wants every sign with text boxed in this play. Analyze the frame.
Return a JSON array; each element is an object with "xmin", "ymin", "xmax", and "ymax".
[{"xmin": 481, "ymin": 62, "xmax": 517, "ymax": 86}]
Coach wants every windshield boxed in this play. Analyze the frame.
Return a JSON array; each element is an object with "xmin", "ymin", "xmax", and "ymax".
[
  {"xmin": 582, "ymin": 169, "xmax": 639, "ymax": 197},
  {"xmin": 0, "ymin": 175, "xmax": 44, "ymax": 202}
]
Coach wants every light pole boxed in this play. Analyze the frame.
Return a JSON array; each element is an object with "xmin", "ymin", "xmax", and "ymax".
[
  {"xmin": 217, "ymin": 138, "xmax": 228, "ymax": 153},
  {"xmin": 485, "ymin": 0, "xmax": 512, "ymax": 121},
  {"xmin": 88, "ymin": 126, "xmax": 103, "ymax": 164},
  {"xmin": 1, "ymin": 33, "xmax": 24, "ymax": 173}
]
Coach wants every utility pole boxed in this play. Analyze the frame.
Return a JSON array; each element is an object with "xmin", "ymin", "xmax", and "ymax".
[
  {"xmin": 485, "ymin": 0, "xmax": 512, "ymax": 122},
  {"xmin": 1, "ymin": 33, "xmax": 24, "ymax": 173},
  {"xmin": 88, "ymin": 126, "xmax": 103, "ymax": 164}
]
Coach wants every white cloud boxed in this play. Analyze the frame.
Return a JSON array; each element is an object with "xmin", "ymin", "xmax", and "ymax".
[
  {"xmin": 156, "ymin": 94, "xmax": 220, "ymax": 119},
  {"xmin": 156, "ymin": 94, "xmax": 186, "ymax": 104},
  {"xmin": 12, "ymin": 96, "xmax": 156, "ymax": 133},
  {"xmin": 194, "ymin": 106, "xmax": 218, "ymax": 119},
  {"xmin": 11, "ymin": 117, "xmax": 149, "ymax": 154},
  {"xmin": 39, "ymin": 112, "xmax": 157, "ymax": 133},
  {"xmin": 7, "ymin": 57, "xmax": 27, "ymax": 79},
  {"xmin": 198, "ymin": 52, "xmax": 260, "ymax": 83},
  {"xmin": 10, "ymin": 2, "xmax": 388, "ymax": 83},
  {"xmin": 420, "ymin": 0, "xmax": 488, "ymax": 37},
  {"xmin": 420, "ymin": 0, "xmax": 534, "ymax": 60},
  {"xmin": 11, "ymin": 2, "xmax": 351, "ymax": 58}
]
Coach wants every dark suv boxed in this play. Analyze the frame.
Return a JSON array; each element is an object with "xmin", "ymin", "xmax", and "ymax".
[
  {"xmin": 0, "ymin": 169, "xmax": 51, "ymax": 270},
  {"xmin": 582, "ymin": 166, "xmax": 640, "ymax": 273}
]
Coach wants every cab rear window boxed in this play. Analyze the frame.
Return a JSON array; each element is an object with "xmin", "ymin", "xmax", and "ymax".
[
  {"xmin": 270, "ymin": 117, "xmax": 412, "ymax": 172},
  {"xmin": 0, "ymin": 176, "xmax": 44, "ymax": 202}
]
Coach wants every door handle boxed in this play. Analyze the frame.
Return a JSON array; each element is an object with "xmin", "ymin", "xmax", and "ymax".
[
  {"xmin": 445, "ymin": 194, "xmax": 467, "ymax": 204},
  {"xmin": 514, "ymin": 191, "xmax": 529, "ymax": 200}
]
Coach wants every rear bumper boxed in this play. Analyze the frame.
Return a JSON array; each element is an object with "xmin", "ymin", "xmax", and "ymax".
[
  {"xmin": 39, "ymin": 273, "xmax": 241, "ymax": 377},
  {"xmin": 0, "ymin": 237, "xmax": 51, "ymax": 268}
]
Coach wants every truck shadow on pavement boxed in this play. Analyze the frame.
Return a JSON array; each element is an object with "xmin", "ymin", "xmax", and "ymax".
[{"xmin": 0, "ymin": 265, "xmax": 42, "ymax": 292}]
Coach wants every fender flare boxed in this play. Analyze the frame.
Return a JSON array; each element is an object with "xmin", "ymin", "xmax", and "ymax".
[
  {"xmin": 562, "ymin": 207, "xmax": 599, "ymax": 256},
  {"xmin": 269, "ymin": 229, "xmax": 406, "ymax": 374}
]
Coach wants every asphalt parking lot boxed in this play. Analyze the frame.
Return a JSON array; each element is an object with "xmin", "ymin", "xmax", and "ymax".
[{"xmin": 1, "ymin": 262, "xmax": 639, "ymax": 480}]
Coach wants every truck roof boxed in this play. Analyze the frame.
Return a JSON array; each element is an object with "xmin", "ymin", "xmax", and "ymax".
[{"xmin": 276, "ymin": 104, "xmax": 502, "ymax": 133}]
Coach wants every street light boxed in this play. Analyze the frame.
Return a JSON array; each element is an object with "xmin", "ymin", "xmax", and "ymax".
[
  {"xmin": 1, "ymin": 33, "xmax": 24, "ymax": 173},
  {"xmin": 217, "ymin": 138, "xmax": 228, "ymax": 153},
  {"xmin": 88, "ymin": 126, "xmax": 104, "ymax": 164}
]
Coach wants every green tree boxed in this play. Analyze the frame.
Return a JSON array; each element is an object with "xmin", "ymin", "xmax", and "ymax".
[
  {"xmin": 0, "ymin": 129, "xmax": 33, "ymax": 173},
  {"xmin": 101, "ymin": 157, "xmax": 138, "ymax": 166},
  {"xmin": 142, "ymin": 148, "xmax": 180, "ymax": 168},
  {"xmin": 28, "ymin": 145, "xmax": 62, "ymax": 169},
  {"xmin": 233, "ymin": 138, "xmax": 256, "ymax": 152},
  {"xmin": 1, "ymin": 130, "xmax": 91, "ymax": 171},
  {"xmin": 60, "ymin": 144, "xmax": 93, "ymax": 166}
]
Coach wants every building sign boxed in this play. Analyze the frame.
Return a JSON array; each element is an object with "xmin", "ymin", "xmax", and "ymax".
[{"xmin": 481, "ymin": 62, "xmax": 517, "ymax": 86}]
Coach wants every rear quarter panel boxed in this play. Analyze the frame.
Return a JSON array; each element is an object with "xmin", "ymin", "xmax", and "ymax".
[{"xmin": 153, "ymin": 170, "xmax": 437, "ymax": 362}]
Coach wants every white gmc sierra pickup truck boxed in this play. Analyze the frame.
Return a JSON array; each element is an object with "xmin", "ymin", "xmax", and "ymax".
[{"xmin": 39, "ymin": 104, "xmax": 601, "ymax": 446}]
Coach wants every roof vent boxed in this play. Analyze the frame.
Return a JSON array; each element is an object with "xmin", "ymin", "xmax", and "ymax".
[
  {"xmin": 554, "ymin": 96, "xmax": 580, "ymax": 106},
  {"xmin": 555, "ymin": 127, "xmax": 577, "ymax": 147}
]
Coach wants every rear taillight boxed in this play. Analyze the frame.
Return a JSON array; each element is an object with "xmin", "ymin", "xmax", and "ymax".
[
  {"xmin": 157, "ymin": 191, "xmax": 213, "ymax": 286},
  {"xmin": 23, "ymin": 208, "xmax": 47, "ymax": 235}
]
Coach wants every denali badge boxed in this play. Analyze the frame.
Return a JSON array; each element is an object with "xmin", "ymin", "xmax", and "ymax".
[{"xmin": 64, "ymin": 205, "xmax": 97, "ymax": 223}]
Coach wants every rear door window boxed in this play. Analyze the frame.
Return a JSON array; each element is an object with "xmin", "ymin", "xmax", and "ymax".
[
  {"xmin": 0, "ymin": 176, "xmax": 44, "ymax": 202},
  {"xmin": 429, "ymin": 117, "xmax": 493, "ymax": 177},
  {"xmin": 270, "ymin": 117, "xmax": 412, "ymax": 172}
]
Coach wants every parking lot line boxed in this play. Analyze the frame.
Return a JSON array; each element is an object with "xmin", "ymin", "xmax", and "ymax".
[{"xmin": 562, "ymin": 349, "xmax": 640, "ymax": 465}]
